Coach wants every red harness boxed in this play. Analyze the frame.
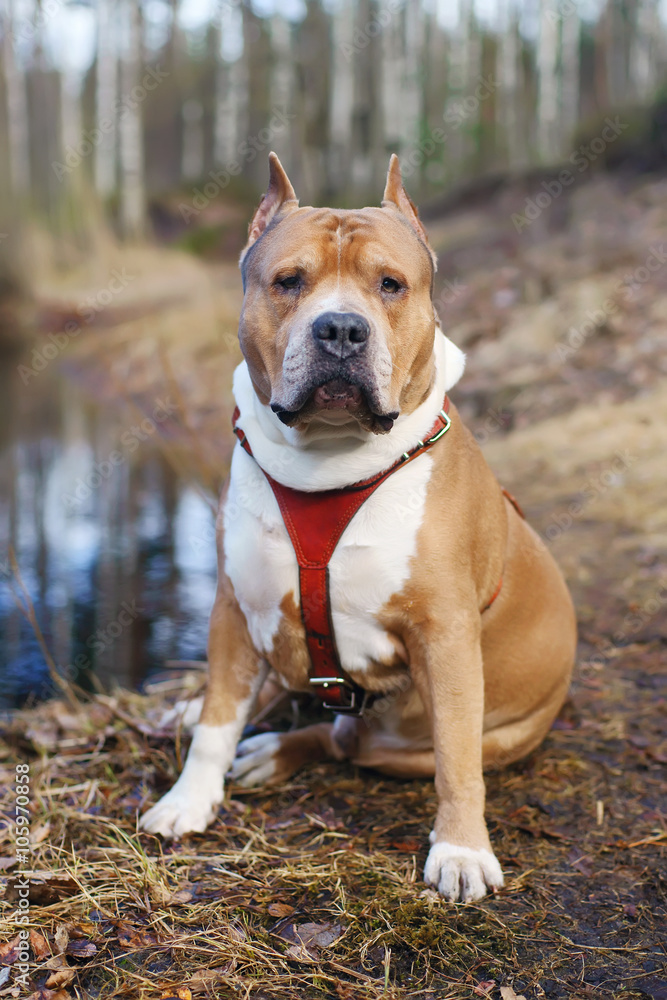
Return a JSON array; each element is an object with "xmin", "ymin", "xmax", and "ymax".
[{"xmin": 232, "ymin": 398, "xmax": 521, "ymax": 715}]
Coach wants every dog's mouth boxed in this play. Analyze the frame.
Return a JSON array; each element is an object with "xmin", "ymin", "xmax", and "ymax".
[{"xmin": 271, "ymin": 378, "xmax": 398, "ymax": 434}]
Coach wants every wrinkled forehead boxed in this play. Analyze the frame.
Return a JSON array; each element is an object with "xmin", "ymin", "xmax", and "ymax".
[{"xmin": 241, "ymin": 207, "xmax": 434, "ymax": 288}]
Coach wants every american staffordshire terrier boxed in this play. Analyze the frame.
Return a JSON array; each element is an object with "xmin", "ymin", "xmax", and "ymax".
[{"xmin": 140, "ymin": 153, "xmax": 577, "ymax": 902}]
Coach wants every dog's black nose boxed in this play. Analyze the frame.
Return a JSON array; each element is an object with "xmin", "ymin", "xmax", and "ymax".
[{"xmin": 312, "ymin": 311, "xmax": 370, "ymax": 357}]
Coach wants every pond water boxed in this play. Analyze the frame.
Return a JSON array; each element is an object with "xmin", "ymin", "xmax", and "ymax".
[{"xmin": 0, "ymin": 346, "xmax": 218, "ymax": 709}]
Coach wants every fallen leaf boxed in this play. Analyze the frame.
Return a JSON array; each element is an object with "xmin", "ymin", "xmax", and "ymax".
[
  {"xmin": 29, "ymin": 823, "xmax": 51, "ymax": 846},
  {"xmin": 45, "ymin": 968, "xmax": 75, "ymax": 989},
  {"xmin": 30, "ymin": 930, "xmax": 50, "ymax": 961},
  {"xmin": 0, "ymin": 967, "xmax": 10, "ymax": 987},
  {"xmin": 268, "ymin": 902, "xmax": 294, "ymax": 918},
  {"xmin": 115, "ymin": 922, "xmax": 158, "ymax": 949},
  {"xmin": 390, "ymin": 838, "xmax": 421, "ymax": 852},
  {"xmin": 0, "ymin": 936, "xmax": 20, "ymax": 965},
  {"xmin": 473, "ymin": 981, "xmax": 496, "ymax": 997},
  {"xmin": 500, "ymin": 988, "xmax": 527, "ymax": 1000},
  {"xmin": 54, "ymin": 926, "xmax": 69, "ymax": 956},
  {"xmin": 65, "ymin": 940, "xmax": 97, "ymax": 959},
  {"xmin": 0, "ymin": 858, "xmax": 17, "ymax": 871},
  {"xmin": 279, "ymin": 921, "xmax": 343, "ymax": 960},
  {"xmin": 5, "ymin": 876, "xmax": 78, "ymax": 906}
]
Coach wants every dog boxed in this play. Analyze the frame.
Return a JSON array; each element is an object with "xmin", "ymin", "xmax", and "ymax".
[{"xmin": 140, "ymin": 153, "xmax": 576, "ymax": 902}]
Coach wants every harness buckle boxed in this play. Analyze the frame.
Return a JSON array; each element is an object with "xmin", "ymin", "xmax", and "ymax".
[{"xmin": 309, "ymin": 677, "xmax": 368, "ymax": 715}]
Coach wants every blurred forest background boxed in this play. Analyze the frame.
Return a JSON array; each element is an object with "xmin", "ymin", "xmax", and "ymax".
[{"xmin": 1, "ymin": 0, "xmax": 667, "ymax": 708}]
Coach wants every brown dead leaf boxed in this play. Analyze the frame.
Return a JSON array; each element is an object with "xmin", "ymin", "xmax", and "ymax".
[
  {"xmin": 279, "ymin": 921, "xmax": 343, "ymax": 960},
  {"xmin": 29, "ymin": 929, "xmax": 50, "ymax": 961},
  {"xmin": 6, "ymin": 875, "xmax": 79, "ymax": 906},
  {"xmin": 390, "ymin": 838, "xmax": 421, "ymax": 852},
  {"xmin": 0, "ymin": 857, "xmax": 17, "ymax": 871},
  {"xmin": 29, "ymin": 823, "xmax": 51, "ymax": 846},
  {"xmin": 45, "ymin": 968, "xmax": 75, "ymax": 989},
  {"xmin": 115, "ymin": 922, "xmax": 158, "ymax": 949},
  {"xmin": 500, "ymin": 988, "xmax": 527, "ymax": 1000},
  {"xmin": 53, "ymin": 926, "xmax": 69, "ymax": 957},
  {"xmin": 268, "ymin": 902, "xmax": 295, "ymax": 918},
  {"xmin": 0, "ymin": 936, "xmax": 20, "ymax": 965},
  {"xmin": 65, "ymin": 939, "xmax": 96, "ymax": 959},
  {"xmin": 151, "ymin": 882, "xmax": 195, "ymax": 906}
]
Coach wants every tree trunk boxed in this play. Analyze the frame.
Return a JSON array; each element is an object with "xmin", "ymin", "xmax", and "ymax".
[
  {"xmin": 3, "ymin": 0, "xmax": 31, "ymax": 196},
  {"xmin": 214, "ymin": 2, "xmax": 246, "ymax": 167},
  {"xmin": 329, "ymin": 0, "xmax": 355, "ymax": 195},
  {"xmin": 119, "ymin": 0, "xmax": 145, "ymax": 239},
  {"xmin": 537, "ymin": 0, "xmax": 559, "ymax": 163},
  {"xmin": 560, "ymin": 7, "xmax": 580, "ymax": 149},
  {"xmin": 95, "ymin": 0, "xmax": 117, "ymax": 198}
]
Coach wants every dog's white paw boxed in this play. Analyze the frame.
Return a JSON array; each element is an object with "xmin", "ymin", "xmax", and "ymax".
[
  {"xmin": 424, "ymin": 840, "xmax": 504, "ymax": 902},
  {"xmin": 228, "ymin": 732, "xmax": 282, "ymax": 787},
  {"xmin": 140, "ymin": 776, "xmax": 223, "ymax": 838}
]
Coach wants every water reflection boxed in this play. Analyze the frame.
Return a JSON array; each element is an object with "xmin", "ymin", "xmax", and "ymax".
[{"xmin": 0, "ymin": 351, "xmax": 217, "ymax": 708}]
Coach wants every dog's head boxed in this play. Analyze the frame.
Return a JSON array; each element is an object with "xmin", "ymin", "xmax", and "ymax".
[{"xmin": 238, "ymin": 153, "xmax": 463, "ymax": 436}]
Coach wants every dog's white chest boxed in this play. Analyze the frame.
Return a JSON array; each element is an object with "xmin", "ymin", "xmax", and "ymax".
[{"xmin": 223, "ymin": 446, "xmax": 433, "ymax": 672}]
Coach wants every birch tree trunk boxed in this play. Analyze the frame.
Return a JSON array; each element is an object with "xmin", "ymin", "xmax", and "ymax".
[
  {"xmin": 214, "ymin": 2, "xmax": 246, "ymax": 167},
  {"xmin": 3, "ymin": 0, "xmax": 31, "ymax": 196},
  {"xmin": 269, "ymin": 14, "xmax": 292, "ymax": 167},
  {"xmin": 536, "ymin": 0, "xmax": 559, "ymax": 163},
  {"xmin": 119, "ymin": 0, "xmax": 145, "ymax": 239},
  {"xmin": 498, "ymin": 0, "xmax": 524, "ymax": 168},
  {"xmin": 560, "ymin": 8, "xmax": 580, "ymax": 150},
  {"xmin": 400, "ymin": 0, "xmax": 423, "ymax": 155},
  {"xmin": 444, "ymin": 0, "xmax": 480, "ymax": 182},
  {"xmin": 95, "ymin": 0, "xmax": 117, "ymax": 198},
  {"xmin": 630, "ymin": 0, "xmax": 658, "ymax": 103},
  {"xmin": 328, "ymin": 0, "xmax": 355, "ymax": 194},
  {"xmin": 182, "ymin": 99, "xmax": 204, "ymax": 180}
]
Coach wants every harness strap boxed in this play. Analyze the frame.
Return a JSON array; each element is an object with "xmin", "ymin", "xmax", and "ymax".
[{"xmin": 231, "ymin": 399, "xmax": 523, "ymax": 715}]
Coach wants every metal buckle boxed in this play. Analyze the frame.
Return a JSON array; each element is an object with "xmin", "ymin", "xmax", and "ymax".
[
  {"xmin": 309, "ymin": 677, "xmax": 367, "ymax": 715},
  {"xmin": 425, "ymin": 409, "xmax": 451, "ymax": 445}
]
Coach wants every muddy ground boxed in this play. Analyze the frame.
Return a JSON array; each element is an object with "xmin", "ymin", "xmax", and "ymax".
[{"xmin": 0, "ymin": 170, "xmax": 666, "ymax": 998}]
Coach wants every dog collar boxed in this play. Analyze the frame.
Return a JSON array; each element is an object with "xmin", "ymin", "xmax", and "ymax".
[{"xmin": 232, "ymin": 398, "xmax": 452, "ymax": 714}]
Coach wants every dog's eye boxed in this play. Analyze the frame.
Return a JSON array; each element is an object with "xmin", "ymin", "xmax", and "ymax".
[
  {"xmin": 276, "ymin": 274, "xmax": 301, "ymax": 290},
  {"xmin": 381, "ymin": 277, "xmax": 401, "ymax": 293}
]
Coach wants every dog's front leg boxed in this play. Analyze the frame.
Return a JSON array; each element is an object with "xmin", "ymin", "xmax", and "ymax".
[
  {"xmin": 411, "ymin": 610, "xmax": 504, "ymax": 902},
  {"xmin": 140, "ymin": 587, "xmax": 265, "ymax": 839}
]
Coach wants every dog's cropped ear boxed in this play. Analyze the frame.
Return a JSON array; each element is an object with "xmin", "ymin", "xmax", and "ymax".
[
  {"xmin": 382, "ymin": 154, "xmax": 436, "ymax": 267},
  {"xmin": 241, "ymin": 153, "xmax": 299, "ymax": 262}
]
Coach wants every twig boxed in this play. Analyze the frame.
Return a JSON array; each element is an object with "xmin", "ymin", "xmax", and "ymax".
[{"xmin": 8, "ymin": 546, "xmax": 81, "ymax": 713}]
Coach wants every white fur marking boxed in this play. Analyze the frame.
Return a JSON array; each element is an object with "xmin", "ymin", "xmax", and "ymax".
[
  {"xmin": 140, "ymin": 700, "xmax": 252, "ymax": 838},
  {"xmin": 424, "ymin": 841, "xmax": 504, "ymax": 902},
  {"xmin": 224, "ymin": 440, "xmax": 433, "ymax": 671},
  {"xmin": 229, "ymin": 732, "xmax": 281, "ymax": 787}
]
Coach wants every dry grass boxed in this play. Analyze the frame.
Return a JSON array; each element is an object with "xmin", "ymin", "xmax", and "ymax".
[{"xmin": 0, "ymin": 652, "xmax": 665, "ymax": 999}]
